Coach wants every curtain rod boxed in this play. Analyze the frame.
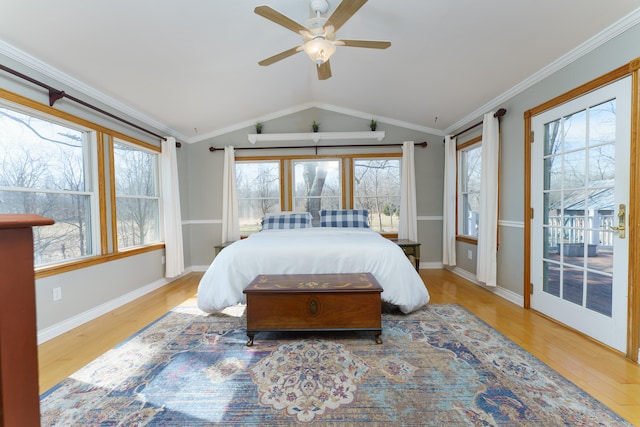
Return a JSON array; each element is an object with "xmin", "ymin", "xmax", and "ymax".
[
  {"xmin": 208, "ymin": 141, "xmax": 428, "ymax": 153},
  {"xmin": 445, "ymin": 108, "xmax": 507, "ymax": 141},
  {"xmin": 0, "ymin": 64, "xmax": 182, "ymax": 148}
]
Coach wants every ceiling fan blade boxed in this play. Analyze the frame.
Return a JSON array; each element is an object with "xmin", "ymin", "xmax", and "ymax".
[
  {"xmin": 258, "ymin": 46, "xmax": 301, "ymax": 66},
  {"xmin": 324, "ymin": 0, "xmax": 367, "ymax": 32},
  {"xmin": 254, "ymin": 5, "xmax": 307, "ymax": 34},
  {"xmin": 339, "ymin": 40, "xmax": 391, "ymax": 49},
  {"xmin": 317, "ymin": 61, "xmax": 332, "ymax": 80}
]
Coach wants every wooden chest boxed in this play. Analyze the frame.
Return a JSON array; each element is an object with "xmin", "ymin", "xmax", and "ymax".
[{"xmin": 243, "ymin": 273, "xmax": 383, "ymax": 345}]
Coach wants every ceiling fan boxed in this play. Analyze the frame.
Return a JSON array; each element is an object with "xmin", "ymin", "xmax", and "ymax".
[{"xmin": 255, "ymin": 0, "xmax": 391, "ymax": 80}]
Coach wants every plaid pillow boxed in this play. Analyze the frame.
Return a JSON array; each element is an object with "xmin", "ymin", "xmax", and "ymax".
[
  {"xmin": 319, "ymin": 209, "xmax": 370, "ymax": 228},
  {"xmin": 261, "ymin": 212, "xmax": 312, "ymax": 230}
]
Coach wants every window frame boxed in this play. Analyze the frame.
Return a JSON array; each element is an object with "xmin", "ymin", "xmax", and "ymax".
[
  {"xmin": 233, "ymin": 152, "xmax": 402, "ymax": 238},
  {"xmin": 235, "ymin": 158, "xmax": 284, "ymax": 235},
  {"xmin": 456, "ymin": 135, "xmax": 482, "ymax": 244},
  {"xmin": 0, "ymin": 100, "xmax": 101, "ymax": 266},
  {"xmin": 351, "ymin": 154, "xmax": 402, "ymax": 236},
  {"xmin": 0, "ymin": 89, "xmax": 165, "ymax": 278},
  {"xmin": 112, "ymin": 138, "xmax": 162, "ymax": 251}
]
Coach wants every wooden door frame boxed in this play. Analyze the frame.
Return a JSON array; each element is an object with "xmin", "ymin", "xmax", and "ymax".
[{"xmin": 523, "ymin": 58, "xmax": 640, "ymax": 362}]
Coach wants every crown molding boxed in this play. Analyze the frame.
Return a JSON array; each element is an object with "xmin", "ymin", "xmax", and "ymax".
[
  {"xmin": 444, "ymin": 6, "xmax": 640, "ymax": 136},
  {"xmin": 0, "ymin": 40, "xmax": 188, "ymax": 141}
]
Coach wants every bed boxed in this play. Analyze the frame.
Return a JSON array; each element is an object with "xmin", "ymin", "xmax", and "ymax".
[{"xmin": 197, "ymin": 210, "xmax": 430, "ymax": 314}]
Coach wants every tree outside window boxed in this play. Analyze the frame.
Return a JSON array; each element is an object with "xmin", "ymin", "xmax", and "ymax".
[
  {"xmin": 113, "ymin": 141, "xmax": 160, "ymax": 249},
  {"xmin": 0, "ymin": 106, "xmax": 95, "ymax": 265},
  {"xmin": 353, "ymin": 158, "xmax": 400, "ymax": 233},
  {"xmin": 236, "ymin": 161, "xmax": 281, "ymax": 234},
  {"xmin": 292, "ymin": 160, "xmax": 341, "ymax": 225}
]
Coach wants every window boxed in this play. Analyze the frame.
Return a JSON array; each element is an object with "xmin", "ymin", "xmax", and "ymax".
[
  {"xmin": 0, "ymin": 105, "xmax": 97, "ymax": 266},
  {"xmin": 458, "ymin": 140, "xmax": 482, "ymax": 238},
  {"xmin": 236, "ymin": 160, "xmax": 281, "ymax": 234},
  {"xmin": 292, "ymin": 159, "xmax": 341, "ymax": 225},
  {"xmin": 113, "ymin": 140, "xmax": 160, "ymax": 249},
  {"xmin": 353, "ymin": 158, "xmax": 401, "ymax": 233}
]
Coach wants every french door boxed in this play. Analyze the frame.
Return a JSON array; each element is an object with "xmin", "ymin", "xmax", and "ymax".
[{"xmin": 530, "ymin": 76, "xmax": 631, "ymax": 352}]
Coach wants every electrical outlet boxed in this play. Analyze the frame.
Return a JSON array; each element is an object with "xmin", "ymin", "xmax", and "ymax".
[
  {"xmin": 161, "ymin": 256, "xmax": 166, "ymax": 265},
  {"xmin": 467, "ymin": 250, "xmax": 473, "ymax": 260},
  {"xmin": 52, "ymin": 287, "xmax": 62, "ymax": 301}
]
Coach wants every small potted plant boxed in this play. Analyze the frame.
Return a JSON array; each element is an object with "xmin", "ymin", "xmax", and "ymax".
[
  {"xmin": 312, "ymin": 121, "xmax": 319, "ymax": 132},
  {"xmin": 370, "ymin": 119, "xmax": 377, "ymax": 131},
  {"xmin": 255, "ymin": 122, "xmax": 263, "ymax": 134}
]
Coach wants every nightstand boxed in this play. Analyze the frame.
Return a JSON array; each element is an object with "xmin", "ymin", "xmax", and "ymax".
[
  {"xmin": 214, "ymin": 241, "xmax": 236, "ymax": 257},
  {"xmin": 391, "ymin": 239, "xmax": 421, "ymax": 271}
]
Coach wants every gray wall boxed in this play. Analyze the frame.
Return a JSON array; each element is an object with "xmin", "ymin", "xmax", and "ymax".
[{"xmin": 181, "ymin": 107, "xmax": 443, "ymax": 268}]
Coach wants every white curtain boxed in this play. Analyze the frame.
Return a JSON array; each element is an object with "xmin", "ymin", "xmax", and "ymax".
[
  {"xmin": 161, "ymin": 137, "xmax": 184, "ymax": 278},
  {"xmin": 476, "ymin": 112, "xmax": 500, "ymax": 286},
  {"xmin": 442, "ymin": 135, "xmax": 457, "ymax": 267},
  {"xmin": 221, "ymin": 146, "xmax": 240, "ymax": 243},
  {"xmin": 398, "ymin": 141, "xmax": 418, "ymax": 241}
]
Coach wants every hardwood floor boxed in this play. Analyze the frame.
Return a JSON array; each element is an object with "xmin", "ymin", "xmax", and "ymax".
[{"xmin": 38, "ymin": 269, "xmax": 640, "ymax": 425}]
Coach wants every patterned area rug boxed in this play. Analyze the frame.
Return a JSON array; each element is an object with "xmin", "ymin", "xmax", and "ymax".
[{"xmin": 40, "ymin": 304, "xmax": 631, "ymax": 426}]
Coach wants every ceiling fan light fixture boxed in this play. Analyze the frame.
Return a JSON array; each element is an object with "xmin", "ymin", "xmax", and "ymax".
[{"xmin": 303, "ymin": 37, "xmax": 336, "ymax": 65}]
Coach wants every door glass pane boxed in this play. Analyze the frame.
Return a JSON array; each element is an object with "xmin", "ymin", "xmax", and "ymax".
[
  {"xmin": 544, "ymin": 156, "xmax": 562, "ymax": 190},
  {"xmin": 561, "ymin": 240, "xmax": 585, "ymax": 268},
  {"xmin": 562, "ymin": 264, "xmax": 584, "ymax": 306},
  {"xmin": 563, "ymin": 109, "xmax": 586, "ymax": 152},
  {"xmin": 563, "ymin": 150, "xmax": 586, "ymax": 188},
  {"xmin": 589, "ymin": 100, "xmax": 616, "ymax": 146},
  {"xmin": 543, "ymin": 191, "xmax": 561, "ymax": 226},
  {"xmin": 544, "ymin": 119, "xmax": 561, "ymax": 156},
  {"xmin": 588, "ymin": 144, "xmax": 615, "ymax": 181},
  {"xmin": 542, "ymin": 227, "xmax": 560, "ymax": 261},
  {"xmin": 543, "ymin": 260, "xmax": 560, "ymax": 297},
  {"xmin": 586, "ymin": 271, "xmax": 612, "ymax": 317},
  {"xmin": 590, "ymin": 229, "xmax": 613, "ymax": 272}
]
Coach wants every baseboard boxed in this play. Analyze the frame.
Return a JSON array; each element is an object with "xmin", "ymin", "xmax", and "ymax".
[
  {"xmin": 449, "ymin": 266, "xmax": 523, "ymax": 307},
  {"xmin": 420, "ymin": 261, "xmax": 444, "ymax": 269},
  {"xmin": 191, "ymin": 265, "xmax": 210, "ymax": 272},
  {"xmin": 37, "ymin": 269, "xmax": 193, "ymax": 344}
]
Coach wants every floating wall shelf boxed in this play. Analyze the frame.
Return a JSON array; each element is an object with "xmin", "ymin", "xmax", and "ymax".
[{"xmin": 248, "ymin": 131, "xmax": 385, "ymax": 144}]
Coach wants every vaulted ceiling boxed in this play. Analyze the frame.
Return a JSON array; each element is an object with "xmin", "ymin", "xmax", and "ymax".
[{"xmin": 1, "ymin": 1, "xmax": 639, "ymax": 143}]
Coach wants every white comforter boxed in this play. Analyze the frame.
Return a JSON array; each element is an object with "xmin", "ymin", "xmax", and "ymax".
[{"xmin": 197, "ymin": 228, "xmax": 430, "ymax": 314}]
